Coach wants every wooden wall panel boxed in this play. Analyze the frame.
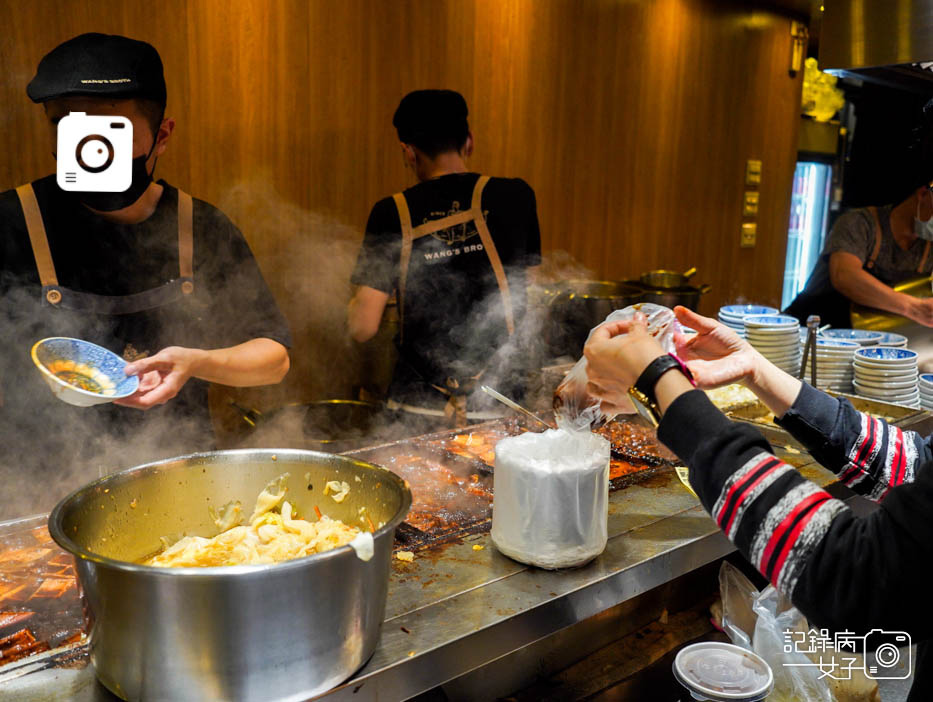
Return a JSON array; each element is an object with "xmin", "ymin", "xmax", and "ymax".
[{"xmin": 0, "ymin": 0, "xmax": 803, "ymax": 410}]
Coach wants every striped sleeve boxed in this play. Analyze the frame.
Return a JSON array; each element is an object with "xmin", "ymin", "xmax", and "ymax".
[
  {"xmin": 708, "ymin": 450, "xmax": 846, "ymax": 598},
  {"xmin": 661, "ymin": 389, "xmax": 933, "ymax": 640},
  {"xmin": 659, "ymin": 391, "xmax": 848, "ymax": 600},
  {"xmin": 776, "ymin": 382, "xmax": 930, "ymax": 501}
]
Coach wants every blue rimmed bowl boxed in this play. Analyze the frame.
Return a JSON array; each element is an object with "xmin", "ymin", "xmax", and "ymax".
[
  {"xmin": 719, "ymin": 304, "xmax": 779, "ymax": 318},
  {"xmin": 821, "ymin": 329, "xmax": 884, "ymax": 345},
  {"xmin": 31, "ymin": 337, "xmax": 139, "ymax": 407},
  {"xmin": 873, "ymin": 332, "xmax": 909, "ymax": 347},
  {"xmin": 813, "ymin": 338, "xmax": 860, "ymax": 349},
  {"xmin": 743, "ymin": 314, "xmax": 800, "ymax": 329},
  {"xmin": 854, "ymin": 346, "xmax": 918, "ymax": 366}
]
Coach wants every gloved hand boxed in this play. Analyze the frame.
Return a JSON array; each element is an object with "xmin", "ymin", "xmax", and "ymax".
[{"xmin": 673, "ymin": 306, "xmax": 764, "ymax": 389}]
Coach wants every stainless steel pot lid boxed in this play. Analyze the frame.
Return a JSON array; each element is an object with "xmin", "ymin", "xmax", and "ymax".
[{"xmin": 672, "ymin": 642, "xmax": 773, "ymax": 701}]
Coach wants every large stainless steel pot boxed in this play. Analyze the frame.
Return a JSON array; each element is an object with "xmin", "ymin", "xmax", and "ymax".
[
  {"xmin": 546, "ymin": 280, "xmax": 644, "ymax": 358},
  {"xmin": 639, "ymin": 267, "xmax": 697, "ymax": 289},
  {"xmin": 48, "ymin": 449, "xmax": 411, "ymax": 701},
  {"xmin": 637, "ymin": 282, "xmax": 712, "ymax": 312}
]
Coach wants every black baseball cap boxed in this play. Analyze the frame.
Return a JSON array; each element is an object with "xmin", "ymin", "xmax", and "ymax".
[{"xmin": 27, "ymin": 33, "xmax": 166, "ymax": 106}]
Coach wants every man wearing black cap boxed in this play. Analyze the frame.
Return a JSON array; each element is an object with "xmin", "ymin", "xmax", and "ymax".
[
  {"xmin": 348, "ymin": 90, "xmax": 541, "ymax": 427},
  {"xmin": 0, "ymin": 33, "xmax": 291, "ymax": 511}
]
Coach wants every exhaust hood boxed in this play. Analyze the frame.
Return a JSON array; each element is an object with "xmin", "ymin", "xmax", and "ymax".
[{"xmin": 820, "ymin": 0, "xmax": 933, "ymax": 90}]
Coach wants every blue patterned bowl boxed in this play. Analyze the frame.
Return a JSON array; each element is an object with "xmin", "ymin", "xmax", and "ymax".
[
  {"xmin": 813, "ymin": 338, "xmax": 860, "ymax": 349},
  {"xmin": 854, "ymin": 346, "xmax": 918, "ymax": 365},
  {"xmin": 743, "ymin": 314, "xmax": 800, "ymax": 329},
  {"xmin": 31, "ymin": 337, "xmax": 140, "ymax": 407},
  {"xmin": 719, "ymin": 304, "xmax": 779, "ymax": 319},
  {"xmin": 874, "ymin": 332, "xmax": 908, "ymax": 347},
  {"xmin": 821, "ymin": 329, "xmax": 884, "ymax": 345}
]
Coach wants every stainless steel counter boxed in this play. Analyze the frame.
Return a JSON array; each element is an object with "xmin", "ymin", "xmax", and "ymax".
[{"xmin": 0, "ymin": 442, "xmax": 843, "ymax": 702}]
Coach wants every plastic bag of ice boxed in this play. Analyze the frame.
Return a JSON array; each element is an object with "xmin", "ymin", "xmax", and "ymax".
[
  {"xmin": 491, "ymin": 427, "xmax": 610, "ymax": 569},
  {"xmin": 553, "ymin": 303, "xmax": 681, "ymax": 431}
]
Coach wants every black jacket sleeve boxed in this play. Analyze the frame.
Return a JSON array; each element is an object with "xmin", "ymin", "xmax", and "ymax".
[
  {"xmin": 658, "ymin": 389, "xmax": 933, "ymax": 640},
  {"xmin": 776, "ymin": 382, "xmax": 932, "ymax": 501}
]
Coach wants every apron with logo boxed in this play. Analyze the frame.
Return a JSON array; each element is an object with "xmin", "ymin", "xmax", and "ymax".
[
  {"xmin": 387, "ymin": 175, "xmax": 515, "ymax": 427},
  {"xmin": 9, "ymin": 184, "xmax": 208, "ymax": 466}
]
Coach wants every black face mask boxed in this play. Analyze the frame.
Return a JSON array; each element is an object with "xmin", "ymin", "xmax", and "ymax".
[{"xmin": 77, "ymin": 152, "xmax": 157, "ymax": 212}]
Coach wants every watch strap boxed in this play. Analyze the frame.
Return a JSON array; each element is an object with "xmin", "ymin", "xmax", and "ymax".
[{"xmin": 634, "ymin": 353, "xmax": 694, "ymax": 406}]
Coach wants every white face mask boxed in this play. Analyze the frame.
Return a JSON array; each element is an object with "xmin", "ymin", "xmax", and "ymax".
[{"xmin": 916, "ymin": 190, "xmax": 933, "ymax": 241}]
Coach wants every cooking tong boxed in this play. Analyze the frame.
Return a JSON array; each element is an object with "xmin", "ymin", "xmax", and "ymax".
[{"xmin": 798, "ymin": 314, "xmax": 820, "ymax": 385}]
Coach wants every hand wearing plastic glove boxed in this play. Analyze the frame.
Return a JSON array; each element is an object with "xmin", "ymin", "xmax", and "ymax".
[
  {"xmin": 584, "ymin": 311, "xmax": 695, "ymax": 417},
  {"xmin": 671, "ymin": 306, "xmax": 802, "ymax": 419},
  {"xmin": 672, "ymin": 306, "xmax": 762, "ymax": 388}
]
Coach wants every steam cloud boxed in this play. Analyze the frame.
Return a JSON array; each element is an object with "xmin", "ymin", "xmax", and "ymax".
[{"xmin": 0, "ymin": 167, "xmax": 597, "ymax": 519}]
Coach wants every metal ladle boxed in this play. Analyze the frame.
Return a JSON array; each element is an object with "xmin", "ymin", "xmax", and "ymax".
[{"xmin": 480, "ymin": 385, "xmax": 553, "ymax": 430}]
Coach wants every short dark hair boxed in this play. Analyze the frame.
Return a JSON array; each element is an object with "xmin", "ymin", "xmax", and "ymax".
[
  {"xmin": 392, "ymin": 90, "xmax": 469, "ymax": 159},
  {"xmin": 135, "ymin": 97, "xmax": 165, "ymax": 137}
]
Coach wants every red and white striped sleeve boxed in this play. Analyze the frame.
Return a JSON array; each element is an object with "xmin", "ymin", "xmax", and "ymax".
[{"xmin": 776, "ymin": 382, "xmax": 929, "ymax": 502}]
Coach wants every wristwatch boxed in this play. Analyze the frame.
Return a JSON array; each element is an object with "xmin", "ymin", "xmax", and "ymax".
[{"xmin": 627, "ymin": 353, "xmax": 696, "ymax": 427}]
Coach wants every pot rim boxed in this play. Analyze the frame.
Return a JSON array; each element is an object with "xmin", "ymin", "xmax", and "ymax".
[
  {"xmin": 48, "ymin": 448, "xmax": 412, "ymax": 579},
  {"xmin": 555, "ymin": 279, "xmax": 643, "ymax": 299}
]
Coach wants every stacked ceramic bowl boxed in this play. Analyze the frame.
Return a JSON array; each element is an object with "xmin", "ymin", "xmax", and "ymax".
[
  {"xmin": 717, "ymin": 305, "xmax": 779, "ymax": 338},
  {"xmin": 873, "ymin": 332, "xmax": 909, "ymax": 348},
  {"xmin": 920, "ymin": 374, "xmax": 933, "ymax": 410},
  {"xmin": 820, "ymin": 329, "xmax": 885, "ymax": 348},
  {"xmin": 798, "ymin": 338, "xmax": 859, "ymax": 393},
  {"xmin": 852, "ymin": 347, "xmax": 920, "ymax": 408},
  {"xmin": 744, "ymin": 314, "xmax": 801, "ymax": 375}
]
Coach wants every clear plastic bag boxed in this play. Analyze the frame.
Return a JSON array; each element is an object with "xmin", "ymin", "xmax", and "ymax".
[
  {"xmin": 490, "ymin": 427, "xmax": 609, "ymax": 569},
  {"xmin": 553, "ymin": 303, "xmax": 681, "ymax": 431},
  {"xmin": 718, "ymin": 562, "xmax": 833, "ymax": 702}
]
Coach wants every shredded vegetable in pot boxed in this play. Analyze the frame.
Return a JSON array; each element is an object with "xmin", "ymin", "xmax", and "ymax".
[{"xmin": 144, "ymin": 473, "xmax": 361, "ymax": 567}]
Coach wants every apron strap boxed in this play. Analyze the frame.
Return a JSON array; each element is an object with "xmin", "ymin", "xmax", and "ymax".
[
  {"xmin": 918, "ymin": 240, "xmax": 931, "ymax": 274},
  {"xmin": 15, "ymin": 184, "xmax": 62, "ymax": 305},
  {"xmin": 177, "ymin": 190, "xmax": 195, "ymax": 294},
  {"xmin": 469, "ymin": 175, "xmax": 515, "ymax": 335},
  {"xmin": 393, "ymin": 191, "xmax": 414, "ymax": 346},
  {"xmin": 866, "ymin": 206, "xmax": 883, "ymax": 271},
  {"xmin": 17, "ymin": 183, "xmax": 196, "ymax": 306}
]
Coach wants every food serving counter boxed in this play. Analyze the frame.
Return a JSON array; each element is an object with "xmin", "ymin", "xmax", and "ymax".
[{"xmin": 0, "ymin": 392, "xmax": 916, "ymax": 702}]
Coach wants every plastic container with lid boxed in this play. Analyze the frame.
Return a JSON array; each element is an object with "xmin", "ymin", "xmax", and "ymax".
[{"xmin": 673, "ymin": 642, "xmax": 774, "ymax": 701}]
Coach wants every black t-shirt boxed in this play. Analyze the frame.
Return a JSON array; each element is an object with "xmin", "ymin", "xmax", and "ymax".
[
  {"xmin": 0, "ymin": 175, "xmax": 291, "ymax": 512},
  {"xmin": 351, "ymin": 173, "xmax": 541, "ymax": 405}
]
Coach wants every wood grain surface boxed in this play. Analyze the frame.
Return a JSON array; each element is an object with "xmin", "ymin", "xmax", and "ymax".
[{"xmin": 0, "ymin": 0, "xmax": 804, "ymax": 410}]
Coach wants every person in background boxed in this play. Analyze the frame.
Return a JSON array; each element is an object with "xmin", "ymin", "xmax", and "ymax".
[
  {"xmin": 348, "ymin": 89, "xmax": 541, "ymax": 428},
  {"xmin": 0, "ymin": 33, "xmax": 291, "ymax": 512},
  {"xmin": 785, "ymin": 118, "xmax": 933, "ymax": 330},
  {"xmin": 583, "ymin": 305, "xmax": 933, "ymax": 700}
]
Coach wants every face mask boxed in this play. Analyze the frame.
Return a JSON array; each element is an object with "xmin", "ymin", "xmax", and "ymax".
[
  {"xmin": 77, "ymin": 153, "xmax": 156, "ymax": 212},
  {"xmin": 916, "ymin": 194, "xmax": 933, "ymax": 241}
]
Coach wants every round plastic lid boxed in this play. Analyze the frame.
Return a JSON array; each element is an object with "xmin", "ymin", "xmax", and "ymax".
[{"xmin": 673, "ymin": 642, "xmax": 773, "ymax": 701}]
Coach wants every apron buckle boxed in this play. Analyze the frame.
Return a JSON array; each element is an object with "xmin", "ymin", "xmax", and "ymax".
[{"xmin": 46, "ymin": 289, "xmax": 62, "ymax": 305}]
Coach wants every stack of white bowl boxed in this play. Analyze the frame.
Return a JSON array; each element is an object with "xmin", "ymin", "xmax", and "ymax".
[
  {"xmin": 798, "ymin": 338, "xmax": 859, "ymax": 393},
  {"xmin": 744, "ymin": 314, "xmax": 801, "ymax": 375},
  {"xmin": 820, "ymin": 329, "xmax": 885, "ymax": 347},
  {"xmin": 852, "ymin": 347, "xmax": 920, "ymax": 408},
  {"xmin": 717, "ymin": 305, "xmax": 778, "ymax": 338},
  {"xmin": 920, "ymin": 374, "xmax": 933, "ymax": 410}
]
